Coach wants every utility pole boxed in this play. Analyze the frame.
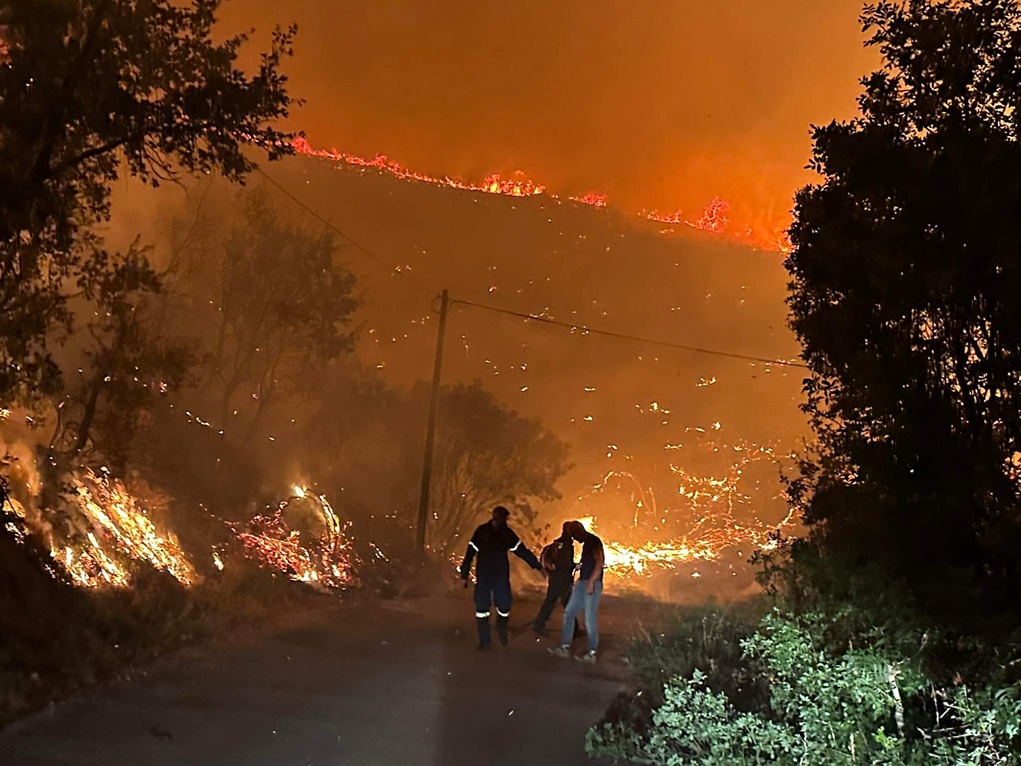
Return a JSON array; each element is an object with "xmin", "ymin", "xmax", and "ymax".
[{"xmin": 416, "ymin": 289, "xmax": 449, "ymax": 564}]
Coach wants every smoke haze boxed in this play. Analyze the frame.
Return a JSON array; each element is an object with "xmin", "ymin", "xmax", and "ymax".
[{"xmin": 219, "ymin": 0, "xmax": 874, "ymax": 230}]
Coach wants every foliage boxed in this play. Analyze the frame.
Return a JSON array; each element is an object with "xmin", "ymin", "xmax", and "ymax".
[
  {"xmin": 422, "ymin": 381, "xmax": 570, "ymax": 556},
  {"xmin": 0, "ymin": 0, "xmax": 296, "ymax": 400},
  {"xmin": 204, "ymin": 191, "xmax": 358, "ymax": 439},
  {"xmin": 622, "ymin": 605, "xmax": 766, "ymax": 710},
  {"xmin": 783, "ymin": 0, "xmax": 1021, "ymax": 621},
  {"xmin": 47, "ymin": 243, "xmax": 194, "ymax": 472},
  {"xmin": 588, "ymin": 668, "xmax": 795, "ymax": 766},
  {"xmin": 588, "ymin": 610, "xmax": 1021, "ymax": 766}
]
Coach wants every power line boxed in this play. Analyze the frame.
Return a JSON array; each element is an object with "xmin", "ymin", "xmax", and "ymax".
[
  {"xmin": 450, "ymin": 297, "xmax": 809, "ymax": 368},
  {"xmin": 255, "ymin": 166, "xmax": 807, "ymax": 369},
  {"xmin": 254, "ymin": 165, "xmax": 441, "ymax": 296}
]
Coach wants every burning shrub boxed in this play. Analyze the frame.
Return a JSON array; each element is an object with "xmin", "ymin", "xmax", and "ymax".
[{"xmin": 229, "ymin": 485, "xmax": 358, "ymax": 589}]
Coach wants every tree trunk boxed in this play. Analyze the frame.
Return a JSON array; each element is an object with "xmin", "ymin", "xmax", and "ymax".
[{"xmin": 74, "ymin": 365, "xmax": 107, "ymax": 455}]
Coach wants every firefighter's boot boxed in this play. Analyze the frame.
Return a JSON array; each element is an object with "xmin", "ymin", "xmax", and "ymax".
[
  {"xmin": 476, "ymin": 614, "xmax": 491, "ymax": 649},
  {"xmin": 496, "ymin": 615, "xmax": 509, "ymax": 646}
]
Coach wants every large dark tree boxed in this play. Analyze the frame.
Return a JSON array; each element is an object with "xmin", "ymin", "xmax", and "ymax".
[
  {"xmin": 0, "ymin": 0, "xmax": 296, "ymax": 399},
  {"xmin": 784, "ymin": 0, "xmax": 1021, "ymax": 618}
]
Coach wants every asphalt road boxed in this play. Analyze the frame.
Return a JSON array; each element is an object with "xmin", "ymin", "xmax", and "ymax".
[{"xmin": 0, "ymin": 592, "xmax": 644, "ymax": 766}]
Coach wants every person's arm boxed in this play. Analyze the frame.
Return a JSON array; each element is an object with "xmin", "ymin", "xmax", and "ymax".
[
  {"xmin": 540, "ymin": 545, "xmax": 553, "ymax": 571},
  {"xmin": 509, "ymin": 532, "xmax": 543, "ymax": 572},
  {"xmin": 586, "ymin": 544, "xmax": 604, "ymax": 594},
  {"xmin": 459, "ymin": 535, "xmax": 479, "ymax": 581}
]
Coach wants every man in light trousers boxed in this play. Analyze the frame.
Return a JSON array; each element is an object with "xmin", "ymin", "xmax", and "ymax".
[{"xmin": 548, "ymin": 520, "xmax": 604, "ymax": 663}]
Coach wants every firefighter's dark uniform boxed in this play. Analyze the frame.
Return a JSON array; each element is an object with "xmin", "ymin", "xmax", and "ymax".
[
  {"xmin": 459, "ymin": 521, "xmax": 542, "ymax": 647},
  {"xmin": 532, "ymin": 535, "xmax": 575, "ymax": 632}
]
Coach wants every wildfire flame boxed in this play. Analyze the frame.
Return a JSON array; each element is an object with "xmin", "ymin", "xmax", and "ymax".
[
  {"xmin": 293, "ymin": 137, "xmax": 792, "ymax": 253},
  {"xmin": 576, "ymin": 511, "xmax": 792, "ymax": 579},
  {"xmin": 230, "ymin": 484, "xmax": 356, "ymax": 588},
  {"xmin": 293, "ymin": 137, "xmax": 544, "ymax": 198},
  {"xmin": 571, "ymin": 444, "xmax": 796, "ymax": 579},
  {"xmin": 3, "ymin": 456, "xmax": 358, "ymax": 591},
  {"xmin": 6, "ymin": 469, "xmax": 195, "ymax": 588}
]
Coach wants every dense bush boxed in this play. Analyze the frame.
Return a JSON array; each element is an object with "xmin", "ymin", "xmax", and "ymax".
[{"xmin": 588, "ymin": 610, "xmax": 1021, "ymax": 765}]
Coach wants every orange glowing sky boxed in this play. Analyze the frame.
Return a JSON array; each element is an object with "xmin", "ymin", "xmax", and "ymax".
[{"xmin": 220, "ymin": 0, "xmax": 875, "ymax": 236}]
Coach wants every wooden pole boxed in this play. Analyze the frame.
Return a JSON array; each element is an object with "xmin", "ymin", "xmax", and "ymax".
[{"xmin": 416, "ymin": 289, "xmax": 449, "ymax": 564}]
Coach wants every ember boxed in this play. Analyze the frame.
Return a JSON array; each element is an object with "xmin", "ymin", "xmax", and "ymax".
[{"xmin": 230, "ymin": 484, "xmax": 356, "ymax": 588}]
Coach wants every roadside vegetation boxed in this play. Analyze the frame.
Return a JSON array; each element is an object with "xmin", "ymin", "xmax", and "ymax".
[{"xmin": 588, "ymin": 1, "xmax": 1021, "ymax": 763}]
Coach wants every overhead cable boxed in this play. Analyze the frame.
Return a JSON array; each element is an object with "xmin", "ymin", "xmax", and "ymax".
[{"xmin": 451, "ymin": 298, "xmax": 809, "ymax": 368}]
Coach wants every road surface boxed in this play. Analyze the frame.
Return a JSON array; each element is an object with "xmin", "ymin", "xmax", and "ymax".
[{"xmin": 0, "ymin": 592, "xmax": 649, "ymax": 766}]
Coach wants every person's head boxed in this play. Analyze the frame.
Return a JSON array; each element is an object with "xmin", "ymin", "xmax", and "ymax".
[
  {"xmin": 559, "ymin": 521, "xmax": 573, "ymax": 539},
  {"xmin": 490, "ymin": 506, "xmax": 510, "ymax": 529},
  {"xmin": 567, "ymin": 520, "xmax": 588, "ymax": 542}
]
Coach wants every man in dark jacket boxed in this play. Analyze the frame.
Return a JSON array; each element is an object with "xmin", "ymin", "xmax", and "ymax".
[
  {"xmin": 459, "ymin": 505, "xmax": 543, "ymax": 650},
  {"xmin": 532, "ymin": 522, "xmax": 578, "ymax": 635}
]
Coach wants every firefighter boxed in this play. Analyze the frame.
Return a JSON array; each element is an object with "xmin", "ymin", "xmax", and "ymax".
[
  {"xmin": 532, "ymin": 522, "xmax": 579, "ymax": 636},
  {"xmin": 459, "ymin": 505, "xmax": 544, "ymax": 650}
]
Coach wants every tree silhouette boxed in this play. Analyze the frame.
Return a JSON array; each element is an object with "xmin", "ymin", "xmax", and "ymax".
[
  {"xmin": 47, "ymin": 244, "xmax": 194, "ymax": 473},
  {"xmin": 0, "ymin": 0, "xmax": 296, "ymax": 399},
  {"xmin": 784, "ymin": 0, "xmax": 1021, "ymax": 617},
  {"xmin": 422, "ymin": 381, "xmax": 570, "ymax": 558},
  {"xmin": 203, "ymin": 192, "xmax": 359, "ymax": 442}
]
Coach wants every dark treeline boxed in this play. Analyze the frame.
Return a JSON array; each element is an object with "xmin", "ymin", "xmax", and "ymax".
[{"xmin": 590, "ymin": 1, "xmax": 1021, "ymax": 764}]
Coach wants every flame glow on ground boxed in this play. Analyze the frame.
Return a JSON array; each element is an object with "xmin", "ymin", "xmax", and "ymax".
[
  {"xmin": 569, "ymin": 443, "xmax": 796, "ymax": 579},
  {"xmin": 576, "ymin": 511, "xmax": 791, "ymax": 580},
  {"xmin": 292, "ymin": 138, "xmax": 792, "ymax": 253}
]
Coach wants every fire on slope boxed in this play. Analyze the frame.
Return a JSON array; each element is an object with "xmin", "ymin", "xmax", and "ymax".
[
  {"xmin": 293, "ymin": 137, "xmax": 791, "ymax": 253},
  {"xmin": 292, "ymin": 137, "xmax": 545, "ymax": 197},
  {"xmin": 5, "ymin": 469, "xmax": 194, "ymax": 588},
  {"xmin": 4, "ymin": 468, "xmax": 357, "ymax": 590}
]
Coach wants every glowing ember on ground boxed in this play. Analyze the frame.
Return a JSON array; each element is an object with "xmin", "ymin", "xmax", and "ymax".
[
  {"xmin": 293, "ymin": 138, "xmax": 791, "ymax": 253},
  {"xmin": 575, "ymin": 510, "xmax": 792, "ymax": 579},
  {"xmin": 231, "ymin": 484, "xmax": 356, "ymax": 588}
]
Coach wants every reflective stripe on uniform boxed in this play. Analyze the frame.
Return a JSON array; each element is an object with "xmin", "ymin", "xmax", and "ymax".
[
  {"xmin": 469, "ymin": 541, "xmax": 479, "ymax": 551},
  {"xmin": 475, "ymin": 611, "xmax": 491, "ymax": 618},
  {"xmin": 496, "ymin": 609, "xmax": 510, "ymax": 618},
  {"xmin": 510, "ymin": 540, "xmax": 521, "ymax": 552}
]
